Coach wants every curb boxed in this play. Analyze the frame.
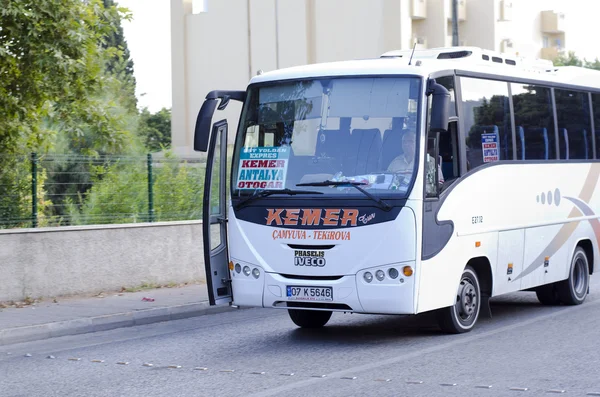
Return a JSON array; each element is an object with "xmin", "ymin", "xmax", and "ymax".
[{"xmin": 0, "ymin": 301, "xmax": 237, "ymax": 346}]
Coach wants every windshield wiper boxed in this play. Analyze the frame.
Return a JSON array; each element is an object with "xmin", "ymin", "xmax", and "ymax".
[
  {"xmin": 234, "ymin": 188, "xmax": 323, "ymax": 210},
  {"xmin": 296, "ymin": 180, "xmax": 392, "ymax": 211}
]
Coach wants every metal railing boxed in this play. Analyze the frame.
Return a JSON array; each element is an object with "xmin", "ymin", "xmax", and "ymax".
[{"xmin": 0, "ymin": 153, "xmax": 207, "ymax": 229}]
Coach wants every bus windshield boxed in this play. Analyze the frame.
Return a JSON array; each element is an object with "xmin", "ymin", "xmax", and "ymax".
[{"xmin": 232, "ymin": 76, "xmax": 422, "ymax": 198}]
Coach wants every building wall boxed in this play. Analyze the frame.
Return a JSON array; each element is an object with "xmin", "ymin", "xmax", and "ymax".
[
  {"xmin": 170, "ymin": 0, "xmax": 569, "ymax": 155},
  {"xmin": 462, "ymin": 0, "xmax": 495, "ymax": 51},
  {"xmin": 0, "ymin": 222, "xmax": 207, "ymax": 302}
]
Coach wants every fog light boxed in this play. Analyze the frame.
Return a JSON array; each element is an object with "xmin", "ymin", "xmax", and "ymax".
[
  {"xmin": 364, "ymin": 272, "xmax": 373, "ymax": 283},
  {"xmin": 403, "ymin": 266, "xmax": 413, "ymax": 277},
  {"xmin": 243, "ymin": 266, "xmax": 251, "ymax": 276},
  {"xmin": 235, "ymin": 263, "xmax": 241, "ymax": 273},
  {"xmin": 388, "ymin": 268, "xmax": 399, "ymax": 279},
  {"xmin": 375, "ymin": 270, "xmax": 385, "ymax": 281},
  {"xmin": 252, "ymin": 268, "xmax": 260, "ymax": 279}
]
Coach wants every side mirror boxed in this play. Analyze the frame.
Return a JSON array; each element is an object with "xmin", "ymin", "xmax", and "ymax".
[
  {"xmin": 427, "ymin": 79, "xmax": 450, "ymax": 133},
  {"xmin": 193, "ymin": 90, "xmax": 247, "ymax": 152},
  {"xmin": 194, "ymin": 99, "xmax": 219, "ymax": 152}
]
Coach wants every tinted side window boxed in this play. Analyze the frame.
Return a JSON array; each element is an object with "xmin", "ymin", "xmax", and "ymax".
[
  {"xmin": 593, "ymin": 94, "xmax": 600, "ymax": 159},
  {"xmin": 436, "ymin": 76, "xmax": 457, "ymax": 118},
  {"xmin": 512, "ymin": 84, "xmax": 555, "ymax": 160},
  {"xmin": 555, "ymin": 89, "xmax": 592, "ymax": 160},
  {"xmin": 461, "ymin": 77, "xmax": 513, "ymax": 170}
]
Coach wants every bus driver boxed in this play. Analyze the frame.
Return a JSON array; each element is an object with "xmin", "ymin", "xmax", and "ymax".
[{"xmin": 387, "ymin": 130, "xmax": 444, "ymax": 188}]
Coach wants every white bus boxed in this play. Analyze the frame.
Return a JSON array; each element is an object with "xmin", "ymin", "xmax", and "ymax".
[{"xmin": 195, "ymin": 47, "xmax": 600, "ymax": 333}]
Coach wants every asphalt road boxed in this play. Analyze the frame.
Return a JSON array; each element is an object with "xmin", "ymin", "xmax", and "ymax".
[{"xmin": 2, "ymin": 277, "xmax": 600, "ymax": 397}]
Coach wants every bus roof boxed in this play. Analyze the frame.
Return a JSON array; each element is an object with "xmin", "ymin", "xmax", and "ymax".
[{"xmin": 249, "ymin": 46, "xmax": 600, "ymax": 92}]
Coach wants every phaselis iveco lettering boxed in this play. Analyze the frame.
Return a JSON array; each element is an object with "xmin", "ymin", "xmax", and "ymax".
[
  {"xmin": 294, "ymin": 250, "xmax": 326, "ymax": 267},
  {"xmin": 196, "ymin": 46, "xmax": 599, "ymax": 334}
]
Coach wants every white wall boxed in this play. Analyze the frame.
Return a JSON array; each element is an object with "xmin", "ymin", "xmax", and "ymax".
[
  {"xmin": 461, "ymin": 0, "xmax": 495, "ymax": 51},
  {"xmin": 0, "ymin": 222, "xmax": 207, "ymax": 302},
  {"xmin": 185, "ymin": 0, "xmax": 249, "ymax": 148},
  {"xmin": 312, "ymin": 0, "xmax": 388, "ymax": 63},
  {"xmin": 276, "ymin": 0, "xmax": 310, "ymax": 68},
  {"xmin": 170, "ymin": 0, "xmax": 576, "ymax": 155},
  {"xmin": 423, "ymin": 0, "xmax": 448, "ymax": 48}
]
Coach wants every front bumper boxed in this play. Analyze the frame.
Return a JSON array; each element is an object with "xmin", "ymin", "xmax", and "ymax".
[{"xmin": 230, "ymin": 261, "xmax": 417, "ymax": 315}]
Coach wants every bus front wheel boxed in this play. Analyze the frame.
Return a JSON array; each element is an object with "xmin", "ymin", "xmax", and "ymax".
[
  {"xmin": 437, "ymin": 265, "xmax": 481, "ymax": 334},
  {"xmin": 288, "ymin": 309, "xmax": 332, "ymax": 328}
]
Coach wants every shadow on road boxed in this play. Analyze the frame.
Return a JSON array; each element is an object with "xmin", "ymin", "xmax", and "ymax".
[{"xmin": 281, "ymin": 291, "xmax": 558, "ymax": 345}]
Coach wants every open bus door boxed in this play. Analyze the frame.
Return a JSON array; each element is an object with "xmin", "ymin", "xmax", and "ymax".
[{"xmin": 194, "ymin": 90, "xmax": 246, "ymax": 305}]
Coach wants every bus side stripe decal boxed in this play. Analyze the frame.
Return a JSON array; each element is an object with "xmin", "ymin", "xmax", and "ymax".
[{"xmin": 513, "ymin": 164, "xmax": 600, "ymax": 282}]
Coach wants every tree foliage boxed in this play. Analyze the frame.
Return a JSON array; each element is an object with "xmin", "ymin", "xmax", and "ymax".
[
  {"xmin": 553, "ymin": 51, "xmax": 600, "ymax": 70},
  {"xmin": 138, "ymin": 107, "xmax": 172, "ymax": 152},
  {"xmin": 0, "ymin": 0, "xmax": 145, "ymax": 228},
  {"xmin": 102, "ymin": 0, "xmax": 137, "ymax": 112},
  {"xmin": 0, "ymin": 0, "xmax": 135, "ymax": 155}
]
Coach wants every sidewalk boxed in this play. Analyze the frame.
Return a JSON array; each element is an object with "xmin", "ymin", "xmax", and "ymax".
[{"xmin": 0, "ymin": 284, "xmax": 234, "ymax": 346}]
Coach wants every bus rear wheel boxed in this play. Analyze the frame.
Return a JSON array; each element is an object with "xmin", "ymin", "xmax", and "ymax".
[
  {"xmin": 556, "ymin": 246, "xmax": 590, "ymax": 305},
  {"xmin": 437, "ymin": 265, "xmax": 481, "ymax": 334},
  {"xmin": 288, "ymin": 309, "xmax": 332, "ymax": 328}
]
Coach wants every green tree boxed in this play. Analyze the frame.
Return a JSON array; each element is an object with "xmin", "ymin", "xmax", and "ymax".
[
  {"xmin": 102, "ymin": 0, "xmax": 137, "ymax": 112},
  {"xmin": 553, "ymin": 51, "xmax": 600, "ymax": 71},
  {"xmin": 0, "ymin": 0, "xmax": 134, "ymax": 155},
  {"xmin": 138, "ymin": 108, "xmax": 172, "ymax": 152},
  {"xmin": 0, "ymin": 0, "xmax": 139, "ymax": 227}
]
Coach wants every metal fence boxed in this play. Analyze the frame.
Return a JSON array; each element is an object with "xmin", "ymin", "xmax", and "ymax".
[{"xmin": 0, "ymin": 153, "xmax": 207, "ymax": 229}]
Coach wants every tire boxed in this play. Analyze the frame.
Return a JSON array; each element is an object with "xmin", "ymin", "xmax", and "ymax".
[
  {"xmin": 288, "ymin": 309, "xmax": 332, "ymax": 328},
  {"xmin": 556, "ymin": 246, "xmax": 590, "ymax": 305},
  {"xmin": 437, "ymin": 265, "xmax": 481, "ymax": 334},
  {"xmin": 535, "ymin": 284, "xmax": 561, "ymax": 305}
]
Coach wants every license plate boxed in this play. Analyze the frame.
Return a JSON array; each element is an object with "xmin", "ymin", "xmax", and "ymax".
[{"xmin": 286, "ymin": 286, "xmax": 333, "ymax": 301}]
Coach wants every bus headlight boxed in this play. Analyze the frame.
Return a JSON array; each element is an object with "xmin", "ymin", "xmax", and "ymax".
[
  {"xmin": 364, "ymin": 272, "xmax": 373, "ymax": 283},
  {"xmin": 388, "ymin": 268, "xmax": 399, "ymax": 279},
  {"xmin": 243, "ymin": 266, "xmax": 251, "ymax": 276},
  {"xmin": 375, "ymin": 270, "xmax": 385, "ymax": 281},
  {"xmin": 252, "ymin": 268, "xmax": 260, "ymax": 279},
  {"xmin": 235, "ymin": 263, "xmax": 241, "ymax": 273}
]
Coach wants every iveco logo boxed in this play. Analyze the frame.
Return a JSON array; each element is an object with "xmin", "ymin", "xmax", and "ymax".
[
  {"xmin": 294, "ymin": 257, "xmax": 326, "ymax": 267},
  {"xmin": 294, "ymin": 250, "xmax": 326, "ymax": 267}
]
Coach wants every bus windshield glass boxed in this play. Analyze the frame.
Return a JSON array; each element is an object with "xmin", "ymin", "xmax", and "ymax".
[{"xmin": 233, "ymin": 76, "xmax": 422, "ymax": 198}]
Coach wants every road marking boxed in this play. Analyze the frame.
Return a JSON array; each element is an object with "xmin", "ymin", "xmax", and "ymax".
[{"xmin": 247, "ymin": 298, "xmax": 600, "ymax": 397}]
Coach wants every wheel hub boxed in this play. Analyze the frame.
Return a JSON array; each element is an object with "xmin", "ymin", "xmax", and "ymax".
[{"xmin": 457, "ymin": 279, "xmax": 477, "ymax": 320}]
